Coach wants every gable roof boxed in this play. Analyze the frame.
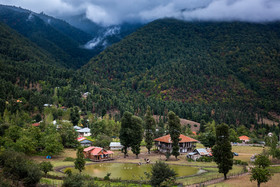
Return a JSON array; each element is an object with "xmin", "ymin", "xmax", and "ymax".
[
  {"xmin": 77, "ymin": 127, "xmax": 90, "ymax": 133},
  {"xmin": 154, "ymin": 134, "xmax": 198, "ymax": 143},
  {"xmin": 239, "ymin": 135, "xmax": 250, "ymax": 141},
  {"xmin": 83, "ymin": 146, "xmax": 114, "ymax": 155},
  {"xmin": 109, "ymin": 142, "xmax": 123, "ymax": 147},
  {"xmin": 32, "ymin": 123, "xmax": 40, "ymax": 127}
]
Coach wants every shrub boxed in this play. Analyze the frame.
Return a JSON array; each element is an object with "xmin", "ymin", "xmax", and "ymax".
[
  {"xmin": 64, "ymin": 157, "xmax": 76, "ymax": 162},
  {"xmin": 196, "ymin": 156, "xmax": 213, "ymax": 162}
]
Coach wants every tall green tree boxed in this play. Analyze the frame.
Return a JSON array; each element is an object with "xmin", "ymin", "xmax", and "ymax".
[
  {"xmin": 39, "ymin": 161, "xmax": 53, "ymax": 176},
  {"xmin": 131, "ymin": 115, "xmax": 144, "ymax": 158},
  {"xmin": 70, "ymin": 107, "xmax": 80, "ymax": 126},
  {"xmin": 250, "ymin": 155, "xmax": 272, "ymax": 187},
  {"xmin": 144, "ymin": 107, "xmax": 156, "ymax": 154},
  {"xmin": 119, "ymin": 111, "xmax": 133, "ymax": 158},
  {"xmin": 212, "ymin": 123, "xmax": 233, "ymax": 180},
  {"xmin": 74, "ymin": 147, "xmax": 85, "ymax": 173},
  {"xmin": 119, "ymin": 111, "xmax": 144, "ymax": 158},
  {"xmin": 168, "ymin": 111, "xmax": 181, "ymax": 160}
]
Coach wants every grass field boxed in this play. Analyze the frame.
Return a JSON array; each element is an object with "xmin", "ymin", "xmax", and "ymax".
[
  {"xmin": 34, "ymin": 145, "xmax": 270, "ymax": 186},
  {"xmin": 231, "ymin": 145, "xmax": 266, "ymax": 162},
  {"xmin": 208, "ymin": 173, "xmax": 280, "ymax": 187}
]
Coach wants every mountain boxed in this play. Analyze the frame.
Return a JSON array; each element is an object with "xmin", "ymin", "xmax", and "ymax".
[
  {"xmin": 81, "ymin": 19, "xmax": 280, "ymax": 124},
  {"xmin": 63, "ymin": 14, "xmax": 142, "ymax": 51},
  {"xmin": 0, "ymin": 21, "xmax": 85, "ymax": 113},
  {"xmin": 0, "ymin": 4, "xmax": 95, "ymax": 68}
]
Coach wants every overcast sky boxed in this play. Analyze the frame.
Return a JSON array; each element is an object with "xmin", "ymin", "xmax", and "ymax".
[{"xmin": 1, "ymin": 0, "xmax": 280, "ymax": 25}]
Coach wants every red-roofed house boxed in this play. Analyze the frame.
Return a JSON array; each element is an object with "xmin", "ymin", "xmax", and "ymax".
[
  {"xmin": 154, "ymin": 134, "xmax": 198, "ymax": 153},
  {"xmin": 239, "ymin": 136, "xmax": 250, "ymax": 143},
  {"xmin": 83, "ymin": 147, "xmax": 114, "ymax": 161},
  {"xmin": 32, "ymin": 123, "xmax": 40, "ymax": 127}
]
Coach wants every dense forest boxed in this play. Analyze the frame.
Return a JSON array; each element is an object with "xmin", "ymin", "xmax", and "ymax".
[{"xmin": 0, "ymin": 17, "xmax": 280, "ymax": 129}]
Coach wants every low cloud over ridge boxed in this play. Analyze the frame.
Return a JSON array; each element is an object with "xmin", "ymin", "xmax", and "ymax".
[{"xmin": 1, "ymin": 0, "xmax": 280, "ymax": 25}]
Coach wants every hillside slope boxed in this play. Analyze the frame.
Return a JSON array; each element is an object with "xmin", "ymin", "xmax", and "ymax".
[
  {"xmin": 0, "ymin": 21, "xmax": 83, "ymax": 113},
  {"xmin": 81, "ymin": 19, "xmax": 280, "ymax": 122},
  {"xmin": 0, "ymin": 4, "xmax": 94, "ymax": 68}
]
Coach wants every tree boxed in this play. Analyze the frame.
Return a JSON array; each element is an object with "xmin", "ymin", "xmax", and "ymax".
[
  {"xmin": 0, "ymin": 150, "xmax": 42, "ymax": 187},
  {"xmin": 199, "ymin": 119, "xmax": 206, "ymax": 133},
  {"xmin": 168, "ymin": 111, "xmax": 181, "ymax": 160},
  {"xmin": 198, "ymin": 132, "xmax": 216, "ymax": 148},
  {"xmin": 62, "ymin": 173, "xmax": 84, "ymax": 187},
  {"xmin": 144, "ymin": 107, "xmax": 156, "ymax": 154},
  {"xmin": 39, "ymin": 161, "xmax": 53, "ymax": 176},
  {"xmin": 42, "ymin": 132, "xmax": 64, "ymax": 156},
  {"xmin": 58, "ymin": 122, "xmax": 79, "ymax": 148},
  {"xmin": 229, "ymin": 128, "xmax": 239, "ymax": 143},
  {"xmin": 212, "ymin": 123, "xmax": 233, "ymax": 180},
  {"xmin": 250, "ymin": 155, "xmax": 272, "ymax": 187},
  {"xmin": 119, "ymin": 111, "xmax": 133, "ymax": 158},
  {"xmin": 149, "ymin": 161, "xmax": 177, "ymax": 187},
  {"xmin": 264, "ymin": 133, "xmax": 279, "ymax": 158},
  {"xmin": 131, "ymin": 115, "xmax": 144, "ymax": 158},
  {"xmin": 70, "ymin": 107, "xmax": 80, "ymax": 126},
  {"xmin": 74, "ymin": 147, "xmax": 85, "ymax": 173}
]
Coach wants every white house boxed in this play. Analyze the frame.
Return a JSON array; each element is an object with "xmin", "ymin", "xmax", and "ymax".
[
  {"xmin": 109, "ymin": 142, "xmax": 123, "ymax": 150},
  {"xmin": 77, "ymin": 127, "xmax": 91, "ymax": 137}
]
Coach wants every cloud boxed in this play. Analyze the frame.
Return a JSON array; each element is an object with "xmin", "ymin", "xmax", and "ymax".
[{"xmin": 1, "ymin": 0, "xmax": 280, "ymax": 25}]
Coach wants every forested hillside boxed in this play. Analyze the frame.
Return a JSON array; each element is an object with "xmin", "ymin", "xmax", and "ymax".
[
  {"xmin": 0, "ymin": 21, "xmax": 84, "ymax": 113},
  {"xmin": 81, "ymin": 19, "xmax": 280, "ymax": 125},
  {"xmin": 0, "ymin": 5, "xmax": 94, "ymax": 68}
]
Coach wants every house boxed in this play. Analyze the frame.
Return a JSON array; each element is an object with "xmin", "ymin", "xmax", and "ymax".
[
  {"xmin": 239, "ymin": 135, "xmax": 250, "ymax": 143},
  {"xmin": 109, "ymin": 142, "xmax": 123, "ymax": 150},
  {"xmin": 77, "ymin": 127, "xmax": 91, "ymax": 137},
  {"xmin": 154, "ymin": 134, "xmax": 198, "ymax": 153},
  {"xmin": 187, "ymin": 148, "xmax": 212, "ymax": 160},
  {"xmin": 77, "ymin": 137, "xmax": 93, "ymax": 147},
  {"xmin": 32, "ymin": 123, "xmax": 40, "ymax": 127},
  {"xmin": 74, "ymin": 126, "xmax": 82, "ymax": 130},
  {"xmin": 83, "ymin": 146, "xmax": 114, "ymax": 161}
]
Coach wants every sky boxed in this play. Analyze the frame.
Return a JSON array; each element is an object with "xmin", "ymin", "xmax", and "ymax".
[{"xmin": 1, "ymin": 0, "xmax": 280, "ymax": 26}]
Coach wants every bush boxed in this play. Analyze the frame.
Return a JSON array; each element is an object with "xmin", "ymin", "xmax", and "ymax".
[
  {"xmin": 62, "ymin": 174, "xmax": 84, "ymax": 187},
  {"xmin": 196, "ymin": 156, "xmax": 213, "ymax": 162},
  {"xmin": 104, "ymin": 173, "xmax": 111, "ymax": 180},
  {"xmin": 64, "ymin": 157, "xmax": 76, "ymax": 162},
  {"xmin": 233, "ymin": 159, "xmax": 248, "ymax": 165}
]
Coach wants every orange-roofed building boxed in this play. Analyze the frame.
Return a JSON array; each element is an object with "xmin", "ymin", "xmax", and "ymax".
[
  {"xmin": 83, "ymin": 146, "xmax": 114, "ymax": 161},
  {"xmin": 239, "ymin": 136, "xmax": 250, "ymax": 143},
  {"xmin": 154, "ymin": 134, "xmax": 198, "ymax": 153},
  {"xmin": 32, "ymin": 123, "xmax": 40, "ymax": 127}
]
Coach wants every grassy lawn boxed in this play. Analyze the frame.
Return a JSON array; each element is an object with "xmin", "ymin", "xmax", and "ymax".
[
  {"xmin": 35, "ymin": 145, "xmax": 263, "ymax": 186},
  {"xmin": 208, "ymin": 173, "xmax": 280, "ymax": 187},
  {"xmin": 231, "ymin": 146, "xmax": 266, "ymax": 162},
  {"xmin": 177, "ymin": 165, "xmax": 245, "ymax": 186}
]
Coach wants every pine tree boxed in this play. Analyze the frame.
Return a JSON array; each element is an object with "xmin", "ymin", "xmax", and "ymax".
[
  {"xmin": 131, "ymin": 115, "xmax": 144, "ymax": 158},
  {"xmin": 144, "ymin": 107, "xmax": 156, "ymax": 154},
  {"xmin": 212, "ymin": 123, "xmax": 233, "ymax": 180},
  {"xmin": 119, "ymin": 111, "xmax": 133, "ymax": 158},
  {"xmin": 168, "ymin": 111, "xmax": 181, "ymax": 160}
]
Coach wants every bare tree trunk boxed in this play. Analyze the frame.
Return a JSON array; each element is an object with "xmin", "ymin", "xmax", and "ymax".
[{"xmin": 224, "ymin": 173, "xmax": 227, "ymax": 180}]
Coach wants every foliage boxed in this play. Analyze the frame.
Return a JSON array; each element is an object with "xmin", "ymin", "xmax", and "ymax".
[
  {"xmin": 130, "ymin": 115, "xmax": 144, "ymax": 158},
  {"xmin": 212, "ymin": 123, "xmax": 233, "ymax": 180},
  {"xmin": 90, "ymin": 117, "xmax": 121, "ymax": 138},
  {"xmin": 74, "ymin": 147, "xmax": 85, "ymax": 173},
  {"xmin": 168, "ymin": 111, "xmax": 181, "ymax": 160},
  {"xmin": 254, "ymin": 155, "xmax": 271, "ymax": 169},
  {"xmin": 62, "ymin": 173, "xmax": 84, "ymax": 187},
  {"xmin": 93, "ymin": 134, "xmax": 112, "ymax": 148},
  {"xmin": 144, "ymin": 106, "xmax": 156, "ymax": 154},
  {"xmin": 58, "ymin": 122, "xmax": 79, "ymax": 148},
  {"xmin": 70, "ymin": 107, "xmax": 80, "ymax": 126},
  {"xmin": 196, "ymin": 156, "xmax": 214, "ymax": 162},
  {"xmin": 148, "ymin": 161, "xmax": 177, "ymax": 187},
  {"xmin": 0, "ymin": 150, "xmax": 42, "ymax": 186},
  {"xmin": 39, "ymin": 161, "xmax": 53, "ymax": 175},
  {"xmin": 104, "ymin": 173, "xmax": 111, "ymax": 180}
]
